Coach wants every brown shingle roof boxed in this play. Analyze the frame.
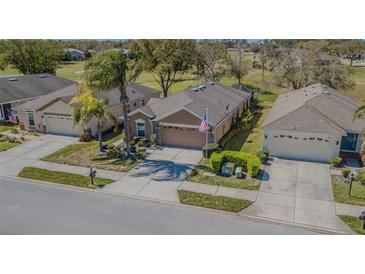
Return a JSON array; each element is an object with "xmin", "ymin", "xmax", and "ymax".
[
  {"xmin": 262, "ymin": 83, "xmax": 365, "ymax": 135},
  {"xmin": 133, "ymin": 82, "xmax": 252, "ymax": 126}
]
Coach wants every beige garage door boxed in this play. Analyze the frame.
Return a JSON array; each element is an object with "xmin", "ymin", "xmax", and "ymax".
[
  {"xmin": 45, "ymin": 115, "xmax": 80, "ymax": 136},
  {"xmin": 270, "ymin": 135, "xmax": 334, "ymax": 162},
  {"xmin": 160, "ymin": 125, "xmax": 206, "ymax": 148}
]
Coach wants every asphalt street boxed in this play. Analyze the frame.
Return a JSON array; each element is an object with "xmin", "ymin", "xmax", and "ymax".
[{"xmin": 0, "ymin": 176, "xmax": 321, "ymax": 234}]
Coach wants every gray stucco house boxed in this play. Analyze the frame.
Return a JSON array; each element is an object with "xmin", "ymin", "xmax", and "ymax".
[{"xmin": 262, "ymin": 83, "xmax": 365, "ymax": 162}]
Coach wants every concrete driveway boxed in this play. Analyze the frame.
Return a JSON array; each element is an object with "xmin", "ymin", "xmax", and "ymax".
[
  {"xmin": 104, "ymin": 146, "xmax": 202, "ymax": 202},
  {"xmin": 0, "ymin": 134, "xmax": 77, "ymax": 177},
  {"xmin": 241, "ymin": 157, "xmax": 352, "ymax": 233}
]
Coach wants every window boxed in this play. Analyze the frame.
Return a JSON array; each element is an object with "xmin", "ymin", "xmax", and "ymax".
[
  {"xmin": 136, "ymin": 120, "xmax": 145, "ymax": 137},
  {"xmin": 27, "ymin": 112, "xmax": 35, "ymax": 128}
]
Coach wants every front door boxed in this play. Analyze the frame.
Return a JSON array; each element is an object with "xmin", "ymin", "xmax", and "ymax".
[{"xmin": 340, "ymin": 133, "xmax": 358, "ymax": 151}]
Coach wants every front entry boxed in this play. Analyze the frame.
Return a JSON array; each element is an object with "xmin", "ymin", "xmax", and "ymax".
[{"xmin": 340, "ymin": 133, "xmax": 358, "ymax": 152}]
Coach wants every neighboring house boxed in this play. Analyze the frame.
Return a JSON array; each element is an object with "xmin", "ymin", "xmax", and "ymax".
[
  {"xmin": 262, "ymin": 84, "xmax": 365, "ymax": 162},
  {"xmin": 0, "ymin": 74, "xmax": 75, "ymax": 121},
  {"xmin": 128, "ymin": 82, "xmax": 253, "ymax": 148},
  {"xmin": 64, "ymin": 48, "xmax": 85, "ymax": 61},
  {"xmin": 15, "ymin": 83, "xmax": 160, "ymax": 136}
]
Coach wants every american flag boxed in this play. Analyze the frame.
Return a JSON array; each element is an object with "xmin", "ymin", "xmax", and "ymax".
[{"xmin": 199, "ymin": 114, "xmax": 208, "ymax": 133}]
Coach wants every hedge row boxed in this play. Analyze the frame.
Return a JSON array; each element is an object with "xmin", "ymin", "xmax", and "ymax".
[{"xmin": 210, "ymin": 150, "xmax": 260, "ymax": 177}]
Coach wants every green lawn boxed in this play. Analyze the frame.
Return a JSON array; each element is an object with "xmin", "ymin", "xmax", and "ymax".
[
  {"xmin": 0, "ymin": 124, "xmax": 19, "ymax": 132},
  {"xmin": 187, "ymin": 160, "xmax": 261, "ymax": 191},
  {"xmin": 332, "ymin": 181, "xmax": 365, "ymax": 207},
  {"xmin": 338, "ymin": 215, "xmax": 365, "ymax": 235},
  {"xmin": 0, "ymin": 141, "xmax": 18, "ymax": 151},
  {"xmin": 56, "ymin": 61, "xmax": 85, "ymax": 81},
  {"xmin": 41, "ymin": 131, "xmax": 139, "ymax": 172},
  {"xmin": 18, "ymin": 167, "xmax": 113, "ymax": 188},
  {"xmin": 178, "ymin": 190, "xmax": 252, "ymax": 212}
]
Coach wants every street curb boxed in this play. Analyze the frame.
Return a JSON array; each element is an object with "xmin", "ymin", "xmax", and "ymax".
[{"xmin": 0, "ymin": 175, "xmax": 351, "ymax": 235}]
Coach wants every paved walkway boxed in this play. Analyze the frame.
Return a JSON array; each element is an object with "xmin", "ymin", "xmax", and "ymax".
[
  {"xmin": 0, "ymin": 135, "xmax": 125, "ymax": 180},
  {"xmin": 335, "ymin": 202, "xmax": 365, "ymax": 217},
  {"xmin": 240, "ymin": 158, "xmax": 352, "ymax": 233}
]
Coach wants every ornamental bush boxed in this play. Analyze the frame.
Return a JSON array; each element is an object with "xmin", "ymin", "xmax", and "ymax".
[
  {"xmin": 341, "ymin": 166, "xmax": 351, "ymax": 178},
  {"xmin": 330, "ymin": 156, "xmax": 342, "ymax": 167},
  {"xmin": 210, "ymin": 150, "xmax": 260, "ymax": 177}
]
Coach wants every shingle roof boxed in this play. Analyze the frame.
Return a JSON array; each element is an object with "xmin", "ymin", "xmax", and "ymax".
[
  {"xmin": 262, "ymin": 83, "xmax": 365, "ymax": 135},
  {"xmin": 0, "ymin": 74, "xmax": 76, "ymax": 104},
  {"xmin": 134, "ymin": 82, "xmax": 252, "ymax": 126},
  {"xmin": 15, "ymin": 82, "xmax": 160, "ymax": 111}
]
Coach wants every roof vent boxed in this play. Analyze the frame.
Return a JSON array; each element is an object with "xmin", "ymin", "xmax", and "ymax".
[
  {"xmin": 208, "ymin": 81, "xmax": 215, "ymax": 85},
  {"xmin": 192, "ymin": 87, "xmax": 199, "ymax": 92},
  {"xmin": 39, "ymin": 74, "xmax": 47, "ymax": 78},
  {"xmin": 8, "ymin": 77, "xmax": 17, "ymax": 81},
  {"xmin": 198, "ymin": 85, "xmax": 206, "ymax": 90},
  {"xmin": 324, "ymin": 90, "xmax": 330, "ymax": 95}
]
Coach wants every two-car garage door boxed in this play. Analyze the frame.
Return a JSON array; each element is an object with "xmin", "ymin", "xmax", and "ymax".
[
  {"xmin": 269, "ymin": 134, "xmax": 335, "ymax": 162},
  {"xmin": 160, "ymin": 125, "xmax": 206, "ymax": 148},
  {"xmin": 45, "ymin": 115, "xmax": 80, "ymax": 136}
]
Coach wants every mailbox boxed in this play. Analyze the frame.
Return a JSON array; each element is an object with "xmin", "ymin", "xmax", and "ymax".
[
  {"xmin": 359, "ymin": 211, "xmax": 365, "ymax": 230},
  {"xmin": 89, "ymin": 167, "xmax": 97, "ymax": 186}
]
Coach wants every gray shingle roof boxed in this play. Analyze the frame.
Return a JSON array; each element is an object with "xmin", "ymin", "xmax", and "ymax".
[
  {"xmin": 262, "ymin": 83, "xmax": 365, "ymax": 135},
  {"xmin": 134, "ymin": 82, "xmax": 252, "ymax": 126},
  {"xmin": 15, "ymin": 82, "xmax": 160, "ymax": 111},
  {"xmin": 0, "ymin": 74, "xmax": 76, "ymax": 104}
]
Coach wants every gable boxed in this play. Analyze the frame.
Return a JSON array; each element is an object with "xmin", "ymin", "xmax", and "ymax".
[
  {"xmin": 41, "ymin": 99, "xmax": 74, "ymax": 115},
  {"xmin": 158, "ymin": 109, "xmax": 202, "ymax": 125}
]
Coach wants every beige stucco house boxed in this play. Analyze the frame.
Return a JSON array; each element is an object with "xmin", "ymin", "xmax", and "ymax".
[
  {"xmin": 15, "ymin": 82, "xmax": 160, "ymax": 136},
  {"xmin": 128, "ymin": 82, "xmax": 254, "ymax": 148},
  {"xmin": 262, "ymin": 83, "xmax": 365, "ymax": 162}
]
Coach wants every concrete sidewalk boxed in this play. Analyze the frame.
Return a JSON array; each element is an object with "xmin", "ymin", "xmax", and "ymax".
[{"xmin": 335, "ymin": 202, "xmax": 365, "ymax": 217}]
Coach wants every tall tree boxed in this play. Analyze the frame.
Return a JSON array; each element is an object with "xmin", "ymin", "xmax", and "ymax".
[
  {"xmin": 1, "ymin": 40, "xmax": 63, "ymax": 75},
  {"xmin": 226, "ymin": 49, "xmax": 248, "ymax": 85},
  {"xmin": 195, "ymin": 40, "xmax": 227, "ymax": 82},
  {"xmin": 70, "ymin": 85, "xmax": 117, "ymax": 152},
  {"xmin": 84, "ymin": 50, "xmax": 141, "ymax": 155},
  {"xmin": 131, "ymin": 39, "xmax": 196, "ymax": 97},
  {"xmin": 334, "ymin": 40, "xmax": 365, "ymax": 66}
]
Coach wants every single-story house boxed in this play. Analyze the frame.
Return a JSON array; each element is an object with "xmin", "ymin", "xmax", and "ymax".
[
  {"xmin": 15, "ymin": 82, "xmax": 160, "ymax": 136},
  {"xmin": 128, "ymin": 82, "xmax": 254, "ymax": 148},
  {"xmin": 64, "ymin": 48, "xmax": 85, "ymax": 61},
  {"xmin": 262, "ymin": 83, "xmax": 365, "ymax": 162},
  {"xmin": 0, "ymin": 74, "xmax": 75, "ymax": 121}
]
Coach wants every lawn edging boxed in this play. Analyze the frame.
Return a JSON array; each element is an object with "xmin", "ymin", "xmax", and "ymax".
[
  {"xmin": 177, "ymin": 189, "xmax": 253, "ymax": 213},
  {"xmin": 18, "ymin": 167, "xmax": 114, "ymax": 189}
]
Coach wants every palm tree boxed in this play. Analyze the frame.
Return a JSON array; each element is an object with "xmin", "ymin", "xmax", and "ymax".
[
  {"xmin": 83, "ymin": 50, "xmax": 141, "ymax": 155},
  {"xmin": 70, "ymin": 84, "xmax": 117, "ymax": 152}
]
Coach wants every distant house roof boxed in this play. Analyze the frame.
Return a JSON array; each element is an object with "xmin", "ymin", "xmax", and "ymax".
[
  {"xmin": 262, "ymin": 84, "xmax": 365, "ymax": 135},
  {"xmin": 64, "ymin": 48, "xmax": 84, "ymax": 54},
  {"xmin": 0, "ymin": 74, "xmax": 76, "ymax": 104},
  {"xmin": 132, "ymin": 82, "xmax": 252, "ymax": 126},
  {"xmin": 16, "ymin": 83, "xmax": 160, "ymax": 111}
]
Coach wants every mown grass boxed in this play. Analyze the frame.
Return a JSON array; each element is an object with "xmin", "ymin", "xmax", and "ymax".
[
  {"xmin": 178, "ymin": 190, "xmax": 253, "ymax": 212},
  {"xmin": 332, "ymin": 181, "xmax": 365, "ymax": 207},
  {"xmin": 0, "ymin": 141, "xmax": 18, "ymax": 151},
  {"xmin": 41, "ymin": 130, "xmax": 138, "ymax": 172},
  {"xmin": 18, "ymin": 167, "xmax": 113, "ymax": 188},
  {"xmin": 338, "ymin": 215, "xmax": 365, "ymax": 235}
]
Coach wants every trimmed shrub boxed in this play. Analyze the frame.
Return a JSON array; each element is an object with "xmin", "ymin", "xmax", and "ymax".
[
  {"xmin": 202, "ymin": 143, "xmax": 220, "ymax": 158},
  {"xmin": 79, "ymin": 132, "xmax": 91, "ymax": 142},
  {"xmin": 210, "ymin": 150, "xmax": 261, "ymax": 177},
  {"xmin": 151, "ymin": 134, "xmax": 157, "ymax": 145},
  {"xmin": 341, "ymin": 166, "xmax": 351, "ymax": 178},
  {"xmin": 330, "ymin": 156, "xmax": 342, "ymax": 167},
  {"xmin": 137, "ymin": 137, "xmax": 148, "ymax": 147},
  {"xmin": 210, "ymin": 152, "xmax": 223, "ymax": 173}
]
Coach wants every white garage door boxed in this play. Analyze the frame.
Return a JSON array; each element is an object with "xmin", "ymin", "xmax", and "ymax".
[
  {"xmin": 45, "ymin": 115, "xmax": 80, "ymax": 136},
  {"xmin": 269, "ymin": 134, "xmax": 334, "ymax": 162}
]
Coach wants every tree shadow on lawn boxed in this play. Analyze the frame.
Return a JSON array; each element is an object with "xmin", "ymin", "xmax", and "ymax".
[
  {"xmin": 223, "ymin": 111, "xmax": 263, "ymax": 151},
  {"xmin": 131, "ymin": 159, "xmax": 194, "ymax": 181}
]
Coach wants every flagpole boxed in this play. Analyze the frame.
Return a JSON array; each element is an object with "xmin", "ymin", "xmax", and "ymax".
[{"xmin": 205, "ymin": 107, "xmax": 209, "ymax": 158}]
